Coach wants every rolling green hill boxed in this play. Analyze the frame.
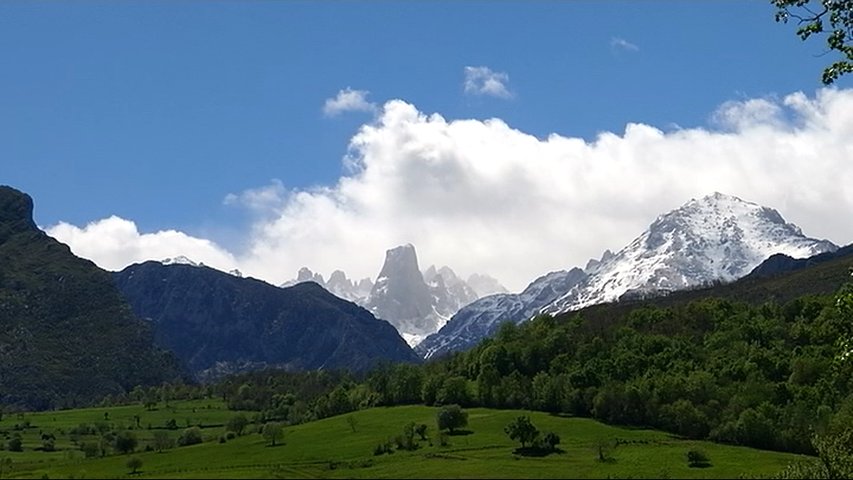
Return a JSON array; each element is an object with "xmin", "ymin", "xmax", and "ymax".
[{"xmin": 0, "ymin": 401, "xmax": 806, "ymax": 479}]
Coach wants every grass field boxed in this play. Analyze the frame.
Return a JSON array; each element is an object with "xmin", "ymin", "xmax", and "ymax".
[{"xmin": 0, "ymin": 401, "xmax": 806, "ymax": 479}]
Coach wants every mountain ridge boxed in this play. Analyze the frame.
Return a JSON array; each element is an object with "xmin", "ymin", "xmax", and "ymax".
[
  {"xmin": 114, "ymin": 260, "xmax": 420, "ymax": 381},
  {"xmin": 0, "ymin": 185, "xmax": 184, "ymax": 410}
]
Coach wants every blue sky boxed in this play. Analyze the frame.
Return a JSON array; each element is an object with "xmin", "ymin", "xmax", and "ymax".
[{"xmin": 3, "ymin": 1, "xmax": 852, "ymax": 290}]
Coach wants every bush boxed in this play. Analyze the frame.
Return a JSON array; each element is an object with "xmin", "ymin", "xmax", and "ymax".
[
  {"xmin": 151, "ymin": 430, "xmax": 175, "ymax": 452},
  {"xmin": 687, "ymin": 448, "xmax": 710, "ymax": 467},
  {"xmin": 7, "ymin": 435, "xmax": 22, "ymax": 452},
  {"xmin": 436, "ymin": 405, "xmax": 468, "ymax": 434},
  {"xmin": 226, "ymin": 414, "xmax": 249, "ymax": 436},
  {"xmin": 225, "ymin": 431, "xmax": 236, "ymax": 440},
  {"xmin": 80, "ymin": 441, "xmax": 100, "ymax": 458},
  {"xmin": 534, "ymin": 431, "xmax": 561, "ymax": 453},
  {"xmin": 373, "ymin": 440, "xmax": 394, "ymax": 456},
  {"xmin": 113, "ymin": 431, "xmax": 138, "ymax": 454},
  {"xmin": 177, "ymin": 427, "xmax": 203, "ymax": 447}
]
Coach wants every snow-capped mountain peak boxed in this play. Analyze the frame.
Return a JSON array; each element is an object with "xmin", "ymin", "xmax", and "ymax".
[
  {"xmin": 160, "ymin": 256, "xmax": 200, "ymax": 267},
  {"xmin": 544, "ymin": 192, "xmax": 838, "ymax": 314}
]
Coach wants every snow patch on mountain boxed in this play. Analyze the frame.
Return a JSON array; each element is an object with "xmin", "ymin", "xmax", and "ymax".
[{"xmin": 416, "ymin": 268, "xmax": 587, "ymax": 359}]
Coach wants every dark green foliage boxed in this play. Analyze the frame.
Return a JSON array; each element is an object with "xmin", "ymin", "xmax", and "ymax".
[
  {"xmin": 504, "ymin": 416, "xmax": 539, "ymax": 448},
  {"xmin": 346, "ymin": 415, "xmax": 358, "ymax": 433},
  {"xmin": 436, "ymin": 405, "xmax": 468, "ymax": 434},
  {"xmin": 394, "ymin": 422, "xmax": 418, "ymax": 451},
  {"xmin": 113, "ymin": 431, "xmax": 138, "ymax": 454},
  {"xmin": 262, "ymin": 422, "xmax": 283, "ymax": 446},
  {"xmin": 687, "ymin": 449, "xmax": 711, "ymax": 468},
  {"xmin": 225, "ymin": 414, "xmax": 249, "ymax": 436},
  {"xmin": 373, "ymin": 440, "xmax": 394, "ymax": 456},
  {"xmin": 150, "ymin": 431, "xmax": 174, "ymax": 452},
  {"xmin": 40, "ymin": 432, "xmax": 55, "ymax": 452},
  {"xmin": 126, "ymin": 456, "xmax": 142, "ymax": 474},
  {"xmin": 415, "ymin": 423, "xmax": 428, "ymax": 440},
  {"xmin": 772, "ymin": 0, "xmax": 853, "ymax": 84},
  {"xmin": 177, "ymin": 427, "xmax": 202, "ymax": 447},
  {"xmin": 595, "ymin": 438, "xmax": 616, "ymax": 463},
  {"xmin": 775, "ymin": 428, "xmax": 853, "ymax": 479},
  {"xmin": 80, "ymin": 441, "xmax": 100, "ymax": 458},
  {"xmin": 7, "ymin": 435, "xmax": 22, "ymax": 452},
  {"xmin": 0, "ymin": 186, "xmax": 184, "ymax": 411},
  {"xmin": 536, "ymin": 431, "xmax": 561, "ymax": 453}
]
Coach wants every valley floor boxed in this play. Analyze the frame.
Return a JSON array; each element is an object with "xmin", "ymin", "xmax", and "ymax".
[{"xmin": 0, "ymin": 401, "xmax": 805, "ymax": 479}]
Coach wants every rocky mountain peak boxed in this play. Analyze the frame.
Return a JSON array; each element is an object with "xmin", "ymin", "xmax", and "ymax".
[{"xmin": 0, "ymin": 185, "xmax": 38, "ymax": 237}]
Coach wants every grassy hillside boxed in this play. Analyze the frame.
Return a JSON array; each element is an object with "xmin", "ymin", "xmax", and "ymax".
[
  {"xmin": 0, "ymin": 401, "xmax": 805, "ymax": 479},
  {"xmin": 0, "ymin": 186, "xmax": 184, "ymax": 410}
]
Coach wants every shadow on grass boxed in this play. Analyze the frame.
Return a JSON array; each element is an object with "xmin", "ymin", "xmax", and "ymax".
[
  {"xmin": 447, "ymin": 429, "xmax": 474, "ymax": 436},
  {"xmin": 688, "ymin": 461, "xmax": 712, "ymax": 468},
  {"xmin": 512, "ymin": 447, "xmax": 565, "ymax": 457}
]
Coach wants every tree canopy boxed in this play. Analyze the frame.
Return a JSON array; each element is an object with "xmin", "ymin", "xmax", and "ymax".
[{"xmin": 773, "ymin": 0, "xmax": 853, "ymax": 84}]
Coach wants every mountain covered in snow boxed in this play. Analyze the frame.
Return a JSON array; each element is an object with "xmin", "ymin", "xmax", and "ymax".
[
  {"xmin": 418, "ymin": 192, "xmax": 838, "ymax": 359},
  {"xmin": 416, "ymin": 268, "xmax": 587, "ymax": 359},
  {"xmin": 283, "ymin": 244, "xmax": 507, "ymax": 347},
  {"xmin": 543, "ymin": 192, "xmax": 838, "ymax": 315}
]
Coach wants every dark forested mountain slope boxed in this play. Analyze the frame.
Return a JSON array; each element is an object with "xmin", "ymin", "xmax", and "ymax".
[
  {"xmin": 113, "ymin": 261, "xmax": 421, "ymax": 381},
  {"xmin": 0, "ymin": 186, "xmax": 183, "ymax": 410}
]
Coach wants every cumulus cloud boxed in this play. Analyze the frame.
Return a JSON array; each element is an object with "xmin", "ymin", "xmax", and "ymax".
[
  {"xmin": 463, "ymin": 66, "xmax": 512, "ymax": 98},
  {"xmin": 610, "ymin": 37, "xmax": 639, "ymax": 52},
  {"xmin": 322, "ymin": 88, "xmax": 376, "ymax": 117},
  {"xmin": 46, "ymin": 216, "xmax": 238, "ymax": 273},
  {"xmin": 48, "ymin": 88, "xmax": 853, "ymax": 292}
]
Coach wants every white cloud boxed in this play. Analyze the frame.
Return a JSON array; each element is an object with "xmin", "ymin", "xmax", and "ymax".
[
  {"xmin": 48, "ymin": 89, "xmax": 853, "ymax": 292},
  {"xmin": 223, "ymin": 179, "xmax": 288, "ymax": 214},
  {"xmin": 610, "ymin": 37, "xmax": 639, "ymax": 52},
  {"xmin": 463, "ymin": 66, "xmax": 512, "ymax": 99},
  {"xmin": 322, "ymin": 88, "xmax": 376, "ymax": 117},
  {"xmin": 46, "ymin": 216, "xmax": 238, "ymax": 273}
]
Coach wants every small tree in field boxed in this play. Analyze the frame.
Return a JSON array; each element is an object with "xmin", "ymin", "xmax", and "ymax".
[
  {"xmin": 177, "ymin": 427, "xmax": 202, "ymax": 447},
  {"xmin": 436, "ymin": 405, "xmax": 468, "ymax": 434},
  {"xmin": 504, "ymin": 416, "xmax": 539, "ymax": 449},
  {"xmin": 262, "ymin": 422, "xmax": 283, "ymax": 447},
  {"xmin": 226, "ymin": 414, "xmax": 249, "ymax": 436},
  {"xmin": 152, "ymin": 431, "xmax": 175, "ymax": 452},
  {"xmin": 114, "ymin": 431, "xmax": 138, "ymax": 454},
  {"xmin": 126, "ymin": 456, "xmax": 142, "ymax": 474},
  {"xmin": 346, "ymin": 415, "xmax": 358, "ymax": 433}
]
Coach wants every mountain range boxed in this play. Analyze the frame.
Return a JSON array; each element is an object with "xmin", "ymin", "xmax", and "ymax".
[
  {"xmin": 282, "ymin": 243, "xmax": 507, "ymax": 346},
  {"xmin": 418, "ymin": 192, "xmax": 838, "ymax": 359}
]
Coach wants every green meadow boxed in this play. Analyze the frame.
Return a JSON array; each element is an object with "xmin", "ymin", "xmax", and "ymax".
[{"xmin": 0, "ymin": 400, "xmax": 806, "ymax": 479}]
